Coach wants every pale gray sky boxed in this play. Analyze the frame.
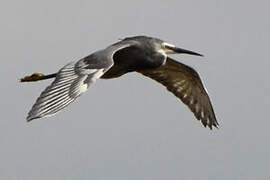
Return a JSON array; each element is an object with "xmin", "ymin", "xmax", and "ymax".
[{"xmin": 0, "ymin": 0, "xmax": 269, "ymax": 179}]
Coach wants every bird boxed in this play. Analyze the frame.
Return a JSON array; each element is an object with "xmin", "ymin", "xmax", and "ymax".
[{"xmin": 21, "ymin": 36, "xmax": 218, "ymax": 129}]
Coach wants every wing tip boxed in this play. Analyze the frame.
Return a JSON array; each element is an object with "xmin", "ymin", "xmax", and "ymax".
[
  {"xmin": 202, "ymin": 117, "xmax": 219, "ymax": 130},
  {"xmin": 26, "ymin": 114, "xmax": 41, "ymax": 122}
]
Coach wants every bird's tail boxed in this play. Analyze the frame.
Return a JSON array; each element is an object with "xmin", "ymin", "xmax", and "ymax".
[{"xmin": 20, "ymin": 73, "xmax": 57, "ymax": 82}]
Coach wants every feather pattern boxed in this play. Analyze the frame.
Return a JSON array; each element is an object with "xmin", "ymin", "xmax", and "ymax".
[
  {"xmin": 138, "ymin": 57, "xmax": 218, "ymax": 129},
  {"xmin": 27, "ymin": 42, "xmax": 134, "ymax": 121},
  {"xmin": 27, "ymin": 61, "xmax": 105, "ymax": 121}
]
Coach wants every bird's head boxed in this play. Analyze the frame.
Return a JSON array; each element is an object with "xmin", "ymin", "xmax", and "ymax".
[
  {"xmin": 142, "ymin": 37, "xmax": 203, "ymax": 57},
  {"xmin": 123, "ymin": 36, "xmax": 203, "ymax": 57}
]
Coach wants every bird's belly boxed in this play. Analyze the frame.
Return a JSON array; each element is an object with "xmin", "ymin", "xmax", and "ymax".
[
  {"xmin": 101, "ymin": 54, "xmax": 165, "ymax": 79},
  {"xmin": 101, "ymin": 61, "xmax": 158, "ymax": 79}
]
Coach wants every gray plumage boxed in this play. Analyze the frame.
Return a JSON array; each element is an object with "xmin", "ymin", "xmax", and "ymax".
[
  {"xmin": 27, "ymin": 43, "xmax": 132, "ymax": 121},
  {"xmin": 24, "ymin": 36, "xmax": 218, "ymax": 129}
]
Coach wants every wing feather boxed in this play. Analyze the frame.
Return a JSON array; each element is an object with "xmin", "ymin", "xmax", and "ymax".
[
  {"xmin": 27, "ymin": 62, "xmax": 106, "ymax": 121},
  {"xmin": 27, "ymin": 41, "xmax": 135, "ymax": 121},
  {"xmin": 27, "ymin": 62, "xmax": 85, "ymax": 121},
  {"xmin": 138, "ymin": 57, "xmax": 218, "ymax": 129}
]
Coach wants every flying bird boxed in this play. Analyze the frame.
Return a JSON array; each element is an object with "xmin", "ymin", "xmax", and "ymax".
[{"xmin": 21, "ymin": 36, "xmax": 218, "ymax": 129}]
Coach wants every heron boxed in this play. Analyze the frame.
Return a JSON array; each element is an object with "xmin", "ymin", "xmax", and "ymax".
[{"xmin": 21, "ymin": 36, "xmax": 218, "ymax": 129}]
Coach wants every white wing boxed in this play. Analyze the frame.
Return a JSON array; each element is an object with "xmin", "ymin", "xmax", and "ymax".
[
  {"xmin": 27, "ymin": 42, "xmax": 133, "ymax": 121},
  {"xmin": 27, "ymin": 61, "xmax": 107, "ymax": 121}
]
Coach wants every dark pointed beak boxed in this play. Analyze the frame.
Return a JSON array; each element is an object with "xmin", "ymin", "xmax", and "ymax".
[{"xmin": 165, "ymin": 45, "xmax": 203, "ymax": 57}]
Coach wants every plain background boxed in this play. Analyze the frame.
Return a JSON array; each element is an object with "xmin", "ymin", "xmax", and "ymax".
[{"xmin": 1, "ymin": 0, "xmax": 269, "ymax": 179}]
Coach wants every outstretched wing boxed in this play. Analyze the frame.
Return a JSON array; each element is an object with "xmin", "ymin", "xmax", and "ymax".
[
  {"xmin": 27, "ymin": 60, "xmax": 109, "ymax": 121},
  {"xmin": 27, "ymin": 43, "xmax": 132, "ymax": 121},
  {"xmin": 138, "ymin": 57, "xmax": 218, "ymax": 129}
]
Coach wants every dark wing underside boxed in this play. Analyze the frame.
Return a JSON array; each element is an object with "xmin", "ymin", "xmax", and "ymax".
[{"xmin": 138, "ymin": 57, "xmax": 218, "ymax": 129}]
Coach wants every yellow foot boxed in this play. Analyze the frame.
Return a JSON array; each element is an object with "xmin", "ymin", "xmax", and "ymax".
[{"xmin": 20, "ymin": 73, "xmax": 45, "ymax": 82}]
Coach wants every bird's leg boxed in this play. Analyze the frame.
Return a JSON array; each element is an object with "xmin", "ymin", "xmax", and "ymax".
[{"xmin": 20, "ymin": 72, "xmax": 57, "ymax": 82}]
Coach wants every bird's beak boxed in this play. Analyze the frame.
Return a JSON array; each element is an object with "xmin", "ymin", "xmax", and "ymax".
[{"xmin": 163, "ymin": 43, "xmax": 203, "ymax": 57}]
